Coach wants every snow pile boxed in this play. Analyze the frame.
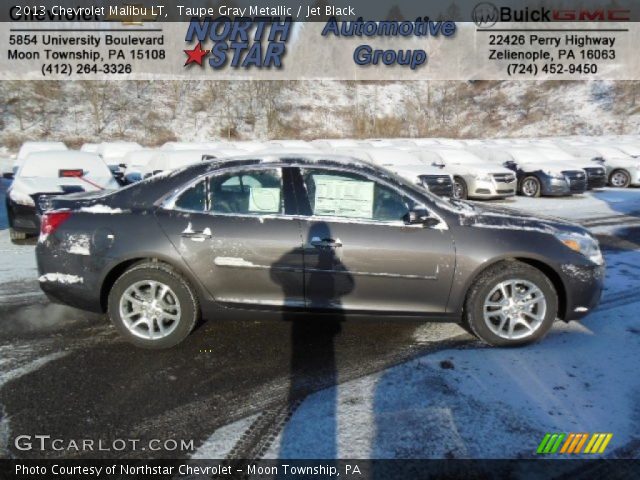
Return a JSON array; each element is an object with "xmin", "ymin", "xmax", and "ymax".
[
  {"xmin": 77, "ymin": 205, "xmax": 124, "ymax": 214},
  {"xmin": 38, "ymin": 273, "xmax": 83, "ymax": 285}
]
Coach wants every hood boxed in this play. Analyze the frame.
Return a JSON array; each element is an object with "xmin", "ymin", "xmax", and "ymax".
[
  {"xmin": 445, "ymin": 164, "xmax": 513, "ymax": 175},
  {"xmin": 459, "ymin": 202, "xmax": 586, "ymax": 235}
]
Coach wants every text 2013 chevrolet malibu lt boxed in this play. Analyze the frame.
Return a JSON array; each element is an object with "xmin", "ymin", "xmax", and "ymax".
[{"xmin": 36, "ymin": 155, "xmax": 604, "ymax": 349}]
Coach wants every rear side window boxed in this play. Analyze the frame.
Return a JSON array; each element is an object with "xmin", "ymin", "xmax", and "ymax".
[
  {"xmin": 172, "ymin": 169, "xmax": 284, "ymax": 214},
  {"xmin": 174, "ymin": 180, "xmax": 206, "ymax": 212},
  {"xmin": 209, "ymin": 169, "xmax": 283, "ymax": 214}
]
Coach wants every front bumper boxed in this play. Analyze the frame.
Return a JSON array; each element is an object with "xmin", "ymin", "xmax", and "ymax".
[
  {"xmin": 583, "ymin": 168, "xmax": 607, "ymax": 189},
  {"xmin": 468, "ymin": 178, "xmax": 517, "ymax": 199},
  {"xmin": 8, "ymin": 202, "xmax": 39, "ymax": 234},
  {"xmin": 541, "ymin": 177, "xmax": 571, "ymax": 196},
  {"xmin": 561, "ymin": 262, "xmax": 605, "ymax": 321}
]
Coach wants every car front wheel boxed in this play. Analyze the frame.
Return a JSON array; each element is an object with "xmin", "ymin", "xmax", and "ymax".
[
  {"xmin": 452, "ymin": 177, "xmax": 468, "ymax": 200},
  {"xmin": 609, "ymin": 169, "xmax": 631, "ymax": 188},
  {"xmin": 464, "ymin": 262, "xmax": 558, "ymax": 347},
  {"xmin": 520, "ymin": 176, "xmax": 541, "ymax": 197},
  {"xmin": 108, "ymin": 262, "xmax": 199, "ymax": 349}
]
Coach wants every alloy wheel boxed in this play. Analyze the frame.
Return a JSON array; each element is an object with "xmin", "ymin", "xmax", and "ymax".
[
  {"xmin": 119, "ymin": 280, "xmax": 182, "ymax": 340},
  {"xmin": 483, "ymin": 279, "xmax": 547, "ymax": 340},
  {"xmin": 521, "ymin": 178, "xmax": 539, "ymax": 197},
  {"xmin": 610, "ymin": 171, "xmax": 629, "ymax": 188}
]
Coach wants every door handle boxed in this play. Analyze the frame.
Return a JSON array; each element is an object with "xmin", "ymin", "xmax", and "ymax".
[
  {"xmin": 310, "ymin": 237, "xmax": 342, "ymax": 248},
  {"xmin": 181, "ymin": 231, "xmax": 212, "ymax": 240}
]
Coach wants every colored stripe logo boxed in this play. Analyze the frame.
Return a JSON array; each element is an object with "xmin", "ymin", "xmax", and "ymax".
[{"xmin": 537, "ymin": 433, "xmax": 612, "ymax": 454}]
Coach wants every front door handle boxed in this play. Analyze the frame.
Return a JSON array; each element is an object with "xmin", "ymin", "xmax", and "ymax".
[{"xmin": 310, "ymin": 237, "xmax": 342, "ymax": 248}]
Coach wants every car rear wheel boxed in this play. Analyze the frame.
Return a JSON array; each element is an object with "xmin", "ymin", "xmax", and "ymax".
[
  {"xmin": 520, "ymin": 176, "xmax": 541, "ymax": 197},
  {"xmin": 108, "ymin": 262, "xmax": 199, "ymax": 349},
  {"xmin": 609, "ymin": 169, "xmax": 631, "ymax": 188},
  {"xmin": 464, "ymin": 262, "xmax": 558, "ymax": 347},
  {"xmin": 452, "ymin": 177, "xmax": 468, "ymax": 200}
]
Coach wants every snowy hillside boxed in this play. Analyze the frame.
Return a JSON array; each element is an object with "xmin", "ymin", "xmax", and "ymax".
[{"xmin": 0, "ymin": 80, "xmax": 639, "ymax": 151}]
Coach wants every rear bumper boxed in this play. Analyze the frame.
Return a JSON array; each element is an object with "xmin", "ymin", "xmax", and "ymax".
[
  {"xmin": 36, "ymin": 241, "xmax": 104, "ymax": 312},
  {"xmin": 561, "ymin": 263, "xmax": 605, "ymax": 321}
]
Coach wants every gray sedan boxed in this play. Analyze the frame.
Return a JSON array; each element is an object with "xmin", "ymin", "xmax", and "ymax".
[{"xmin": 36, "ymin": 154, "xmax": 604, "ymax": 348}]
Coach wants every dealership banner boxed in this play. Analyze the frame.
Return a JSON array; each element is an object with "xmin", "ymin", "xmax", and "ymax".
[{"xmin": 1, "ymin": 0, "xmax": 639, "ymax": 79}]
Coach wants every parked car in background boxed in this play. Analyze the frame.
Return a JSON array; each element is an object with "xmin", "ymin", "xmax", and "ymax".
[
  {"xmin": 264, "ymin": 140, "xmax": 316, "ymax": 150},
  {"xmin": 95, "ymin": 142, "xmax": 143, "ymax": 183},
  {"xmin": 502, "ymin": 148, "xmax": 587, "ymax": 197},
  {"xmin": 311, "ymin": 139, "xmax": 370, "ymax": 149},
  {"xmin": 564, "ymin": 143, "xmax": 640, "ymax": 188},
  {"xmin": 423, "ymin": 147, "xmax": 517, "ymax": 200},
  {"xmin": 329, "ymin": 147, "xmax": 454, "ymax": 197},
  {"xmin": 534, "ymin": 146, "xmax": 606, "ymax": 189},
  {"xmin": 13, "ymin": 141, "xmax": 67, "ymax": 173},
  {"xmin": 35, "ymin": 154, "xmax": 604, "ymax": 349},
  {"xmin": 121, "ymin": 149, "xmax": 159, "ymax": 184},
  {"xmin": 6, "ymin": 151, "xmax": 118, "ymax": 241},
  {"xmin": 160, "ymin": 141, "xmax": 236, "ymax": 151},
  {"xmin": 146, "ymin": 149, "xmax": 239, "ymax": 177}
]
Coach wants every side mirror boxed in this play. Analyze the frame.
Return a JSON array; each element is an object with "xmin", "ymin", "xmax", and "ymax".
[
  {"xmin": 404, "ymin": 209, "xmax": 440, "ymax": 227},
  {"xmin": 2, "ymin": 172, "xmax": 14, "ymax": 180}
]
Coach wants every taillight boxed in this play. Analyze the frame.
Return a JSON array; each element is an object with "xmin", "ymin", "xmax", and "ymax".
[{"xmin": 40, "ymin": 211, "xmax": 72, "ymax": 236}]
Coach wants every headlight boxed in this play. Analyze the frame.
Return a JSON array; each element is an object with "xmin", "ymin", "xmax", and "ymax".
[
  {"xmin": 473, "ymin": 173, "xmax": 493, "ymax": 182},
  {"xmin": 555, "ymin": 232, "xmax": 604, "ymax": 265},
  {"xmin": 544, "ymin": 170, "xmax": 565, "ymax": 180}
]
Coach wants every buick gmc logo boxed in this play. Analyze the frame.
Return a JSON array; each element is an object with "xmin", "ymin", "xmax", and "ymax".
[
  {"xmin": 472, "ymin": 2, "xmax": 498, "ymax": 27},
  {"xmin": 472, "ymin": 2, "xmax": 631, "ymax": 26}
]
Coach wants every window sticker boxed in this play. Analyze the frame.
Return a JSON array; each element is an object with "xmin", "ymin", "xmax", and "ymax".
[
  {"xmin": 313, "ymin": 175, "xmax": 375, "ymax": 219},
  {"xmin": 249, "ymin": 187, "xmax": 281, "ymax": 213}
]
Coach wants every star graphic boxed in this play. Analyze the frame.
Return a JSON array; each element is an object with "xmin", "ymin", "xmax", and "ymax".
[{"xmin": 184, "ymin": 42, "xmax": 209, "ymax": 66}]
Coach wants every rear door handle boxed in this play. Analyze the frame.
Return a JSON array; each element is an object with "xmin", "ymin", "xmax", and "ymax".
[
  {"xmin": 310, "ymin": 237, "xmax": 342, "ymax": 248},
  {"xmin": 181, "ymin": 231, "xmax": 212, "ymax": 240}
]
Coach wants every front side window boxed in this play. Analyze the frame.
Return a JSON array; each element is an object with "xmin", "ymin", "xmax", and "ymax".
[
  {"xmin": 300, "ymin": 169, "xmax": 413, "ymax": 222},
  {"xmin": 174, "ymin": 180, "xmax": 206, "ymax": 211}
]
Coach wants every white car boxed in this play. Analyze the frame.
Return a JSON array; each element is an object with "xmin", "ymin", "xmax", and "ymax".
[
  {"xmin": 160, "ymin": 141, "xmax": 236, "ymax": 151},
  {"xmin": 93, "ymin": 142, "xmax": 144, "ymax": 183},
  {"xmin": 263, "ymin": 140, "xmax": 316, "ymax": 150},
  {"xmin": 425, "ymin": 147, "xmax": 517, "ymax": 200},
  {"xmin": 565, "ymin": 143, "xmax": 640, "ymax": 188},
  {"xmin": 121, "ymin": 149, "xmax": 159, "ymax": 184},
  {"xmin": 311, "ymin": 139, "xmax": 370, "ymax": 150},
  {"xmin": 329, "ymin": 147, "xmax": 454, "ymax": 197},
  {"xmin": 6, "ymin": 151, "xmax": 118, "ymax": 241},
  {"xmin": 13, "ymin": 141, "xmax": 67, "ymax": 173},
  {"xmin": 146, "ymin": 149, "xmax": 239, "ymax": 177}
]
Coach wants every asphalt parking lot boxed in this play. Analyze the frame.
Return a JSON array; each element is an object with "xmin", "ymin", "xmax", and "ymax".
[{"xmin": 0, "ymin": 190, "xmax": 639, "ymax": 460}]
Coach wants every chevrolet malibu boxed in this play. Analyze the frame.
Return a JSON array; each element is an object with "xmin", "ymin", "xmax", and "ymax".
[{"xmin": 36, "ymin": 155, "xmax": 604, "ymax": 349}]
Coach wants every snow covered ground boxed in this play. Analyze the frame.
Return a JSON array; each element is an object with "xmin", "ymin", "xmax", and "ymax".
[{"xmin": 194, "ymin": 189, "xmax": 640, "ymax": 461}]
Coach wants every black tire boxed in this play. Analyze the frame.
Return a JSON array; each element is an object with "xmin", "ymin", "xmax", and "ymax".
[
  {"xmin": 608, "ymin": 169, "xmax": 631, "ymax": 188},
  {"xmin": 463, "ymin": 261, "xmax": 558, "ymax": 347},
  {"xmin": 107, "ymin": 262, "xmax": 200, "ymax": 349},
  {"xmin": 452, "ymin": 177, "xmax": 468, "ymax": 200},
  {"xmin": 520, "ymin": 176, "xmax": 541, "ymax": 197},
  {"xmin": 9, "ymin": 228, "xmax": 27, "ymax": 242}
]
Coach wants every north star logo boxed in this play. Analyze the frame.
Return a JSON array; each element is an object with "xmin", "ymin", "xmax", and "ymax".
[
  {"xmin": 184, "ymin": 42, "xmax": 209, "ymax": 66},
  {"xmin": 182, "ymin": 17, "xmax": 291, "ymax": 69}
]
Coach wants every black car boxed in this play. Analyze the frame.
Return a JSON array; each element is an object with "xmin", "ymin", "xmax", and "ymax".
[
  {"xmin": 502, "ymin": 160, "xmax": 587, "ymax": 197},
  {"xmin": 36, "ymin": 154, "xmax": 604, "ymax": 349}
]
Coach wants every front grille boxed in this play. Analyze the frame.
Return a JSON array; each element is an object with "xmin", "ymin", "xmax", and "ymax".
[
  {"xmin": 497, "ymin": 189, "xmax": 515, "ymax": 194},
  {"xmin": 562, "ymin": 170, "xmax": 587, "ymax": 193},
  {"xmin": 421, "ymin": 175, "xmax": 453, "ymax": 197},
  {"xmin": 493, "ymin": 173, "xmax": 516, "ymax": 183},
  {"xmin": 583, "ymin": 167, "xmax": 607, "ymax": 189}
]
